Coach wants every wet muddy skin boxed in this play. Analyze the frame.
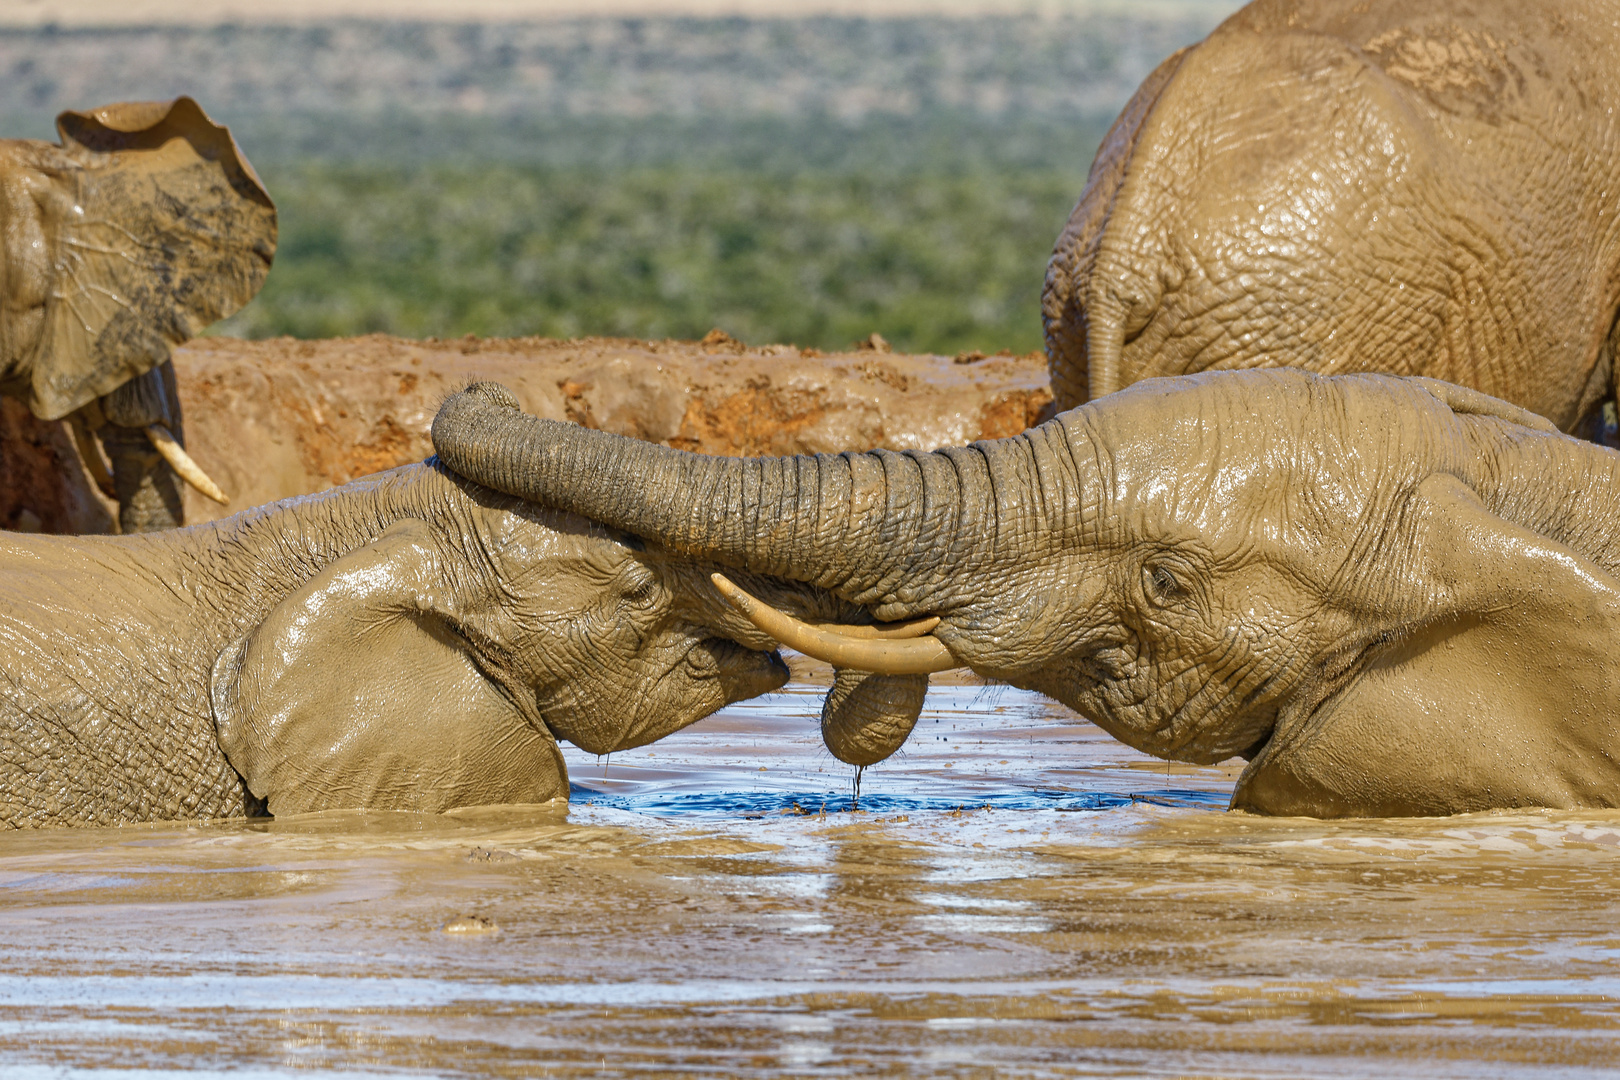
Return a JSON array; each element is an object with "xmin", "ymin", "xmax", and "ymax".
[{"xmin": 0, "ymin": 669, "xmax": 1617, "ymax": 1077}]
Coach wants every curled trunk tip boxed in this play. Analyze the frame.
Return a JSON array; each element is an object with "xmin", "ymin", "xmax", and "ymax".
[
  {"xmin": 460, "ymin": 381, "xmax": 522, "ymax": 410},
  {"xmin": 822, "ymin": 668, "xmax": 928, "ymax": 767}
]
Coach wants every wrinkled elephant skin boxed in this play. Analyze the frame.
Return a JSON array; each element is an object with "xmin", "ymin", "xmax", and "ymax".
[
  {"xmin": 0, "ymin": 458, "xmax": 915, "ymax": 828},
  {"xmin": 1043, "ymin": 0, "xmax": 1620, "ymax": 435},
  {"xmin": 432, "ymin": 373, "xmax": 1620, "ymax": 818}
]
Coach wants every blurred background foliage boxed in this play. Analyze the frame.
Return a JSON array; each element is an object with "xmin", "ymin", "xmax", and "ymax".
[
  {"xmin": 247, "ymin": 123, "xmax": 1099, "ymax": 353},
  {"xmin": 0, "ymin": 8, "xmax": 1238, "ymax": 353}
]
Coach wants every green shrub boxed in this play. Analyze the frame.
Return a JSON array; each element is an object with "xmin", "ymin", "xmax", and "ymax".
[{"xmin": 218, "ymin": 161, "xmax": 1091, "ymax": 355}]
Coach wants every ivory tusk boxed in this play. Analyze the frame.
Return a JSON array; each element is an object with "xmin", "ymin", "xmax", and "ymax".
[
  {"xmin": 67, "ymin": 413, "xmax": 116, "ymax": 501},
  {"xmin": 812, "ymin": 614, "xmax": 940, "ymax": 640},
  {"xmin": 711, "ymin": 573, "xmax": 959, "ymax": 675},
  {"xmin": 145, "ymin": 424, "xmax": 229, "ymax": 505}
]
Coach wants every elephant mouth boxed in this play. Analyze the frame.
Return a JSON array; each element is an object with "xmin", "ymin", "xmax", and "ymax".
[
  {"xmin": 1152, "ymin": 662, "xmax": 1288, "ymax": 765},
  {"xmin": 652, "ymin": 636, "xmax": 790, "ymax": 725},
  {"xmin": 682, "ymin": 636, "xmax": 790, "ymax": 686}
]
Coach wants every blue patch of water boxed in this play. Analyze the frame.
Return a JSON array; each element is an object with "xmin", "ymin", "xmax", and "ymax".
[
  {"xmin": 559, "ymin": 681, "xmax": 1239, "ymax": 820},
  {"xmin": 567, "ymin": 783, "xmax": 1228, "ymax": 816}
]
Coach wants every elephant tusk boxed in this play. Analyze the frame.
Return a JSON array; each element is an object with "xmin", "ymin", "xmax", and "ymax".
[
  {"xmin": 67, "ymin": 413, "xmax": 117, "ymax": 501},
  {"xmin": 145, "ymin": 425, "xmax": 229, "ymax": 505},
  {"xmin": 810, "ymin": 615, "xmax": 940, "ymax": 640},
  {"xmin": 711, "ymin": 573, "xmax": 959, "ymax": 675}
]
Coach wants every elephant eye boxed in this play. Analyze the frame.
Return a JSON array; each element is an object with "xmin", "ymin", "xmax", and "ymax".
[
  {"xmin": 619, "ymin": 565, "xmax": 662, "ymax": 609},
  {"xmin": 1143, "ymin": 561, "xmax": 1186, "ymax": 606}
]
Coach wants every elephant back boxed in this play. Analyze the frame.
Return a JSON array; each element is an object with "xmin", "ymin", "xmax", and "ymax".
[{"xmin": 1042, "ymin": 0, "xmax": 1620, "ymax": 432}]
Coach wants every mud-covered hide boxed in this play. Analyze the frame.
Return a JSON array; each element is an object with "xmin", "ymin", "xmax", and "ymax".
[{"xmin": 0, "ymin": 96, "xmax": 276, "ymax": 422}]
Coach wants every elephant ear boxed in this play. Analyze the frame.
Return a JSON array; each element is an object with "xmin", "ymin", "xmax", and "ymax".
[
  {"xmin": 27, "ymin": 96, "xmax": 276, "ymax": 420},
  {"xmin": 1236, "ymin": 474, "xmax": 1620, "ymax": 817},
  {"xmin": 210, "ymin": 519, "xmax": 566, "ymax": 817}
]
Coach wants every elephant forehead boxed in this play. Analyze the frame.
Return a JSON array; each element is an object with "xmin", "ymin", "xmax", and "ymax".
[
  {"xmin": 478, "ymin": 502, "xmax": 636, "ymax": 569},
  {"xmin": 1083, "ymin": 371, "xmax": 1384, "ymax": 549}
]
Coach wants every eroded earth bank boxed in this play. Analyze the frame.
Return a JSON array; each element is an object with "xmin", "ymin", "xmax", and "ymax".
[{"xmin": 0, "ymin": 333, "xmax": 1051, "ymax": 534}]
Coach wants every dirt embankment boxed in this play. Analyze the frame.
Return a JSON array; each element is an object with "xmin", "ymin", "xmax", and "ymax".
[{"xmin": 0, "ymin": 333, "xmax": 1052, "ymax": 533}]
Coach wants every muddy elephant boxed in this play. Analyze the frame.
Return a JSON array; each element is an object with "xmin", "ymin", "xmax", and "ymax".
[
  {"xmin": 0, "ymin": 442, "xmax": 926, "ymax": 828},
  {"xmin": 434, "ymin": 375, "xmax": 1620, "ymax": 819},
  {"xmin": 0, "ymin": 96, "xmax": 275, "ymax": 533},
  {"xmin": 1043, "ymin": 0, "xmax": 1620, "ymax": 436}
]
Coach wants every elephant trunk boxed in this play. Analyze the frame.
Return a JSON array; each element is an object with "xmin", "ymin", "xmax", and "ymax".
[{"xmin": 431, "ymin": 383, "xmax": 1027, "ymax": 611}]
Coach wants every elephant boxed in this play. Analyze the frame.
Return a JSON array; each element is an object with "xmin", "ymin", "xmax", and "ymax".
[
  {"xmin": 0, "ymin": 433, "xmax": 927, "ymax": 828},
  {"xmin": 1042, "ymin": 0, "xmax": 1620, "ymax": 437},
  {"xmin": 0, "ymin": 96, "xmax": 274, "ymax": 533},
  {"xmin": 432, "ymin": 373, "xmax": 1620, "ymax": 819}
]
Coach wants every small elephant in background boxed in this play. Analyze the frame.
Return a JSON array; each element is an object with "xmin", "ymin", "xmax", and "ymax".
[
  {"xmin": 0, "ymin": 442, "xmax": 924, "ymax": 828},
  {"xmin": 0, "ymin": 96, "xmax": 275, "ymax": 533},
  {"xmin": 1044, "ymin": 0, "xmax": 1620, "ymax": 437}
]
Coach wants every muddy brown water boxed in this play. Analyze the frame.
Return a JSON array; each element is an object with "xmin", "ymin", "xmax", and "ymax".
[{"xmin": 1, "ymin": 670, "xmax": 1617, "ymax": 1077}]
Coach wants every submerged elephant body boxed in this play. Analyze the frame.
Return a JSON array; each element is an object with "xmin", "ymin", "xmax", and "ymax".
[
  {"xmin": 0, "ymin": 461, "xmax": 910, "ymax": 828},
  {"xmin": 434, "ymin": 374, "xmax": 1620, "ymax": 818},
  {"xmin": 1043, "ymin": 0, "xmax": 1620, "ymax": 433}
]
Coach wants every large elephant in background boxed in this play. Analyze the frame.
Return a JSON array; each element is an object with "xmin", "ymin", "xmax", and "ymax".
[
  {"xmin": 434, "ymin": 375, "xmax": 1620, "ymax": 819},
  {"xmin": 1042, "ymin": 0, "xmax": 1620, "ymax": 435},
  {"xmin": 0, "ymin": 96, "xmax": 274, "ymax": 532},
  {"xmin": 0, "ymin": 446, "xmax": 923, "ymax": 828}
]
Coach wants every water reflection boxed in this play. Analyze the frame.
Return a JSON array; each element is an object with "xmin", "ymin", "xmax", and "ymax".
[
  {"xmin": 567, "ymin": 681, "xmax": 1234, "ymax": 816},
  {"xmin": 0, "ymin": 672, "xmax": 1615, "ymax": 1076}
]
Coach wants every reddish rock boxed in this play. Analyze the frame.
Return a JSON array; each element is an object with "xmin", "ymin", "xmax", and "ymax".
[{"xmin": 1, "ymin": 334, "xmax": 1053, "ymax": 533}]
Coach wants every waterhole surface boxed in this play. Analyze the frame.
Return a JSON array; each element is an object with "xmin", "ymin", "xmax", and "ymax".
[{"xmin": 1, "ymin": 670, "xmax": 1617, "ymax": 1077}]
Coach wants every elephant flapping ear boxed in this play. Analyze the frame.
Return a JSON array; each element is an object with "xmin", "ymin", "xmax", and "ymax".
[{"xmin": 0, "ymin": 96, "xmax": 276, "ymax": 421}]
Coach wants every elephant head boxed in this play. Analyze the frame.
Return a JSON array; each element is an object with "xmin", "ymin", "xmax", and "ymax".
[
  {"xmin": 1043, "ymin": 0, "xmax": 1620, "ymax": 434},
  {"xmin": 432, "ymin": 374, "xmax": 1620, "ymax": 816},
  {"xmin": 2, "ymin": 432, "xmax": 942, "ymax": 826},
  {"xmin": 208, "ymin": 506, "xmax": 783, "ymax": 817},
  {"xmin": 0, "ymin": 96, "xmax": 276, "ymax": 532},
  {"xmin": 202, "ymin": 448, "xmax": 926, "ymax": 818}
]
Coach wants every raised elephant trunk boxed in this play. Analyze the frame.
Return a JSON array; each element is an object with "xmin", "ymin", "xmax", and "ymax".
[{"xmin": 431, "ymin": 382, "xmax": 1022, "ymax": 612}]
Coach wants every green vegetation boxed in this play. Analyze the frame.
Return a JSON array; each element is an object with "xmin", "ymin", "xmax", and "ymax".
[
  {"xmin": 217, "ymin": 114, "xmax": 1110, "ymax": 354},
  {"xmin": 222, "ymin": 164, "xmax": 1089, "ymax": 354},
  {"xmin": 0, "ymin": 13, "xmax": 1228, "ymax": 352}
]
